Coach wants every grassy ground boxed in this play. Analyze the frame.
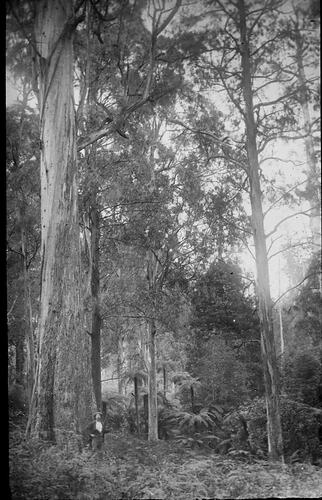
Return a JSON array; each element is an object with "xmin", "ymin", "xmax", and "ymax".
[{"xmin": 9, "ymin": 428, "xmax": 322, "ymax": 499}]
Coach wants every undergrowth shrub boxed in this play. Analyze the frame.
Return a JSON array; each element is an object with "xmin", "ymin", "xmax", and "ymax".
[
  {"xmin": 283, "ymin": 348, "xmax": 322, "ymax": 407},
  {"xmin": 158, "ymin": 403, "xmax": 232, "ymax": 451},
  {"xmin": 9, "ymin": 383, "xmax": 27, "ymax": 417},
  {"xmin": 102, "ymin": 393, "xmax": 129, "ymax": 430},
  {"xmin": 225, "ymin": 396, "xmax": 322, "ymax": 462},
  {"xmin": 9, "ymin": 437, "xmax": 119, "ymax": 500}
]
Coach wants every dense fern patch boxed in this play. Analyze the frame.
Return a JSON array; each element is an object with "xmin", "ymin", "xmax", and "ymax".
[{"xmin": 10, "ymin": 427, "xmax": 322, "ymax": 499}]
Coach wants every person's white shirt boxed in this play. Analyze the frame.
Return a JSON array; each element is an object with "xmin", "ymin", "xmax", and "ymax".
[{"xmin": 95, "ymin": 421, "xmax": 103, "ymax": 433}]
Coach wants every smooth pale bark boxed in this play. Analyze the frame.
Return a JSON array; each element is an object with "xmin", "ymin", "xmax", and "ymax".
[
  {"xmin": 279, "ymin": 307, "xmax": 284, "ymax": 356},
  {"xmin": 163, "ymin": 367, "xmax": 167, "ymax": 399},
  {"xmin": 293, "ymin": 21, "xmax": 321, "ymax": 247},
  {"xmin": 134, "ymin": 375, "xmax": 140, "ymax": 435},
  {"xmin": 238, "ymin": 0, "xmax": 284, "ymax": 461},
  {"xmin": 148, "ymin": 318, "xmax": 158, "ymax": 441},
  {"xmin": 28, "ymin": 0, "xmax": 93, "ymax": 442},
  {"xmin": 117, "ymin": 335, "xmax": 126, "ymax": 395},
  {"xmin": 146, "ymin": 250, "xmax": 159, "ymax": 441}
]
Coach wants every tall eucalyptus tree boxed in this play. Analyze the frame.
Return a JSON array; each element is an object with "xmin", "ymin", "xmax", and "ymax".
[
  {"xmin": 25, "ymin": 0, "xmax": 93, "ymax": 442},
  {"xmin": 175, "ymin": 0, "xmax": 291, "ymax": 460}
]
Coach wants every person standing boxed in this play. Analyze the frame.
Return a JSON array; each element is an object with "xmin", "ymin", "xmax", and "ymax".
[{"xmin": 84, "ymin": 411, "xmax": 107, "ymax": 450}]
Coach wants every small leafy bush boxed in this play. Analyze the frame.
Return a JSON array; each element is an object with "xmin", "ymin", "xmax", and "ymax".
[
  {"xmin": 10, "ymin": 437, "xmax": 119, "ymax": 499},
  {"xmin": 283, "ymin": 348, "xmax": 322, "ymax": 407},
  {"xmin": 158, "ymin": 403, "xmax": 233, "ymax": 452},
  {"xmin": 9, "ymin": 383, "xmax": 27, "ymax": 414},
  {"xmin": 225, "ymin": 396, "xmax": 322, "ymax": 462},
  {"xmin": 103, "ymin": 393, "xmax": 130, "ymax": 430}
]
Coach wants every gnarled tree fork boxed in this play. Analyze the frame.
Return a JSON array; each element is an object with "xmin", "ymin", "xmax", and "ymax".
[{"xmin": 26, "ymin": 0, "xmax": 93, "ymax": 443}]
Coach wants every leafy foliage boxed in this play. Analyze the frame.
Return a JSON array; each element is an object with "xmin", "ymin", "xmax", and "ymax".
[
  {"xmin": 197, "ymin": 336, "xmax": 250, "ymax": 405},
  {"xmin": 190, "ymin": 260, "xmax": 258, "ymax": 338},
  {"xmin": 10, "ymin": 436, "xmax": 119, "ymax": 500},
  {"xmin": 283, "ymin": 347, "xmax": 322, "ymax": 407},
  {"xmin": 102, "ymin": 392, "xmax": 131, "ymax": 431},
  {"xmin": 281, "ymin": 251, "xmax": 322, "ymax": 407},
  {"xmin": 225, "ymin": 396, "xmax": 322, "ymax": 463},
  {"xmin": 9, "ymin": 424, "xmax": 322, "ymax": 500},
  {"xmin": 187, "ymin": 260, "xmax": 263, "ymax": 405}
]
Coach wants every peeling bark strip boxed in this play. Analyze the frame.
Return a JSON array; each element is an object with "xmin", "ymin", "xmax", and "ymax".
[
  {"xmin": 237, "ymin": 0, "xmax": 284, "ymax": 461},
  {"xmin": 28, "ymin": 0, "xmax": 93, "ymax": 441}
]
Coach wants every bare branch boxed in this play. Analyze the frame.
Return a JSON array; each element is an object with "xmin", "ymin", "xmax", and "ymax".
[
  {"xmin": 260, "ymin": 157, "xmax": 305, "ymax": 167},
  {"xmin": 239, "ymin": 237, "xmax": 256, "ymax": 261},
  {"xmin": 273, "ymin": 272, "xmax": 321, "ymax": 306},
  {"xmin": 250, "ymin": 34, "xmax": 281, "ymax": 57},
  {"xmin": 268, "ymin": 241, "xmax": 312, "ymax": 261},
  {"xmin": 248, "ymin": 0, "xmax": 271, "ymax": 35},
  {"xmin": 265, "ymin": 206, "xmax": 320, "ymax": 239},
  {"xmin": 214, "ymin": 0, "xmax": 237, "ymax": 21},
  {"xmin": 266, "ymin": 234, "xmax": 283, "ymax": 255},
  {"xmin": 155, "ymin": 0, "xmax": 182, "ymax": 37},
  {"xmin": 253, "ymin": 88, "xmax": 301, "ymax": 111},
  {"xmin": 218, "ymin": 70, "xmax": 245, "ymax": 117}
]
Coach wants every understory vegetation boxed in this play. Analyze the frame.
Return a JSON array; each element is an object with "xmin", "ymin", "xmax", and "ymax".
[
  {"xmin": 9, "ymin": 416, "xmax": 322, "ymax": 500},
  {"xmin": 9, "ymin": 389, "xmax": 322, "ymax": 499}
]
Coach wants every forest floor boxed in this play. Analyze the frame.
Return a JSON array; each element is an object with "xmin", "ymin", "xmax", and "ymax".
[{"xmin": 9, "ymin": 426, "xmax": 322, "ymax": 499}]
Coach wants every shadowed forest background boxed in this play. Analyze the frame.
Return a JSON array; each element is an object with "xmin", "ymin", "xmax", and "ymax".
[{"xmin": 7, "ymin": 0, "xmax": 322, "ymax": 498}]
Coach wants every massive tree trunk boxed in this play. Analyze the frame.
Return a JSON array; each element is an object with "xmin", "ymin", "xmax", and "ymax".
[
  {"xmin": 238, "ymin": 0, "xmax": 284, "ymax": 461},
  {"xmin": 28, "ymin": 0, "xmax": 93, "ymax": 443},
  {"xmin": 89, "ymin": 206, "xmax": 102, "ymax": 411}
]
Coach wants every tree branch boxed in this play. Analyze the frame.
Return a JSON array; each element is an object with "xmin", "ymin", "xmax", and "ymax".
[
  {"xmin": 250, "ymin": 34, "xmax": 281, "ymax": 57},
  {"xmin": 268, "ymin": 241, "xmax": 312, "ymax": 261},
  {"xmin": 265, "ymin": 206, "xmax": 319, "ymax": 239},
  {"xmin": 253, "ymin": 88, "xmax": 301, "ymax": 111},
  {"xmin": 263, "ymin": 179, "xmax": 307, "ymax": 217},
  {"xmin": 155, "ymin": 0, "xmax": 182, "ymax": 37},
  {"xmin": 273, "ymin": 272, "xmax": 321, "ymax": 306},
  {"xmin": 266, "ymin": 234, "xmax": 283, "ymax": 255},
  {"xmin": 77, "ymin": 124, "xmax": 115, "ymax": 151}
]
